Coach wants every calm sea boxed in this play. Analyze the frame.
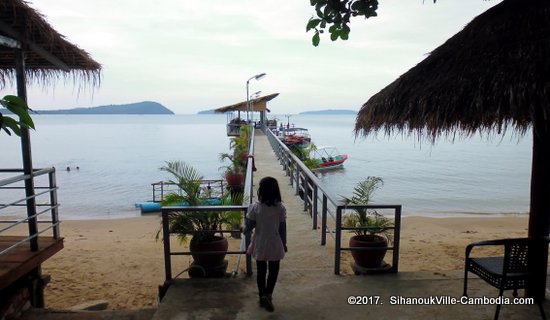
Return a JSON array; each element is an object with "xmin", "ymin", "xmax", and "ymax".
[{"xmin": 0, "ymin": 114, "xmax": 531, "ymax": 219}]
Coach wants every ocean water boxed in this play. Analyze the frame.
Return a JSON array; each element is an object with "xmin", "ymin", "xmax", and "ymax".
[
  {"xmin": 0, "ymin": 114, "xmax": 531, "ymax": 219},
  {"xmin": 288, "ymin": 115, "xmax": 531, "ymax": 217}
]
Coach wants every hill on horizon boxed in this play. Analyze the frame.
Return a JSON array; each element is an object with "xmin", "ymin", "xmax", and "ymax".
[{"xmin": 31, "ymin": 101, "xmax": 174, "ymax": 115}]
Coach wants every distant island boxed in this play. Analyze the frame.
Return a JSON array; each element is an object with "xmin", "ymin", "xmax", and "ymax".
[
  {"xmin": 299, "ymin": 109, "xmax": 357, "ymax": 115},
  {"xmin": 19, "ymin": 101, "xmax": 174, "ymax": 115}
]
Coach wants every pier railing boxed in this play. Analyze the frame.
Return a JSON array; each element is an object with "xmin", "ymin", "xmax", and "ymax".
[
  {"xmin": 0, "ymin": 168, "xmax": 61, "ymax": 255},
  {"xmin": 160, "ymin": 125, "xmax": 255, "ymax": 282},
  {"xmin": 263, "ymin": 126, "xmax": 402, "ymax": 275}
]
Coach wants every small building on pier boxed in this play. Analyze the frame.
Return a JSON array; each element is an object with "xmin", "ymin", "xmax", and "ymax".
[{"xmin": 215, "ymin": 93, "xmax": 279, "ymax": 136}]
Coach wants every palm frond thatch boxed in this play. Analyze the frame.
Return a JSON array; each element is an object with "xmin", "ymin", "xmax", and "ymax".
[
  {"xmin": 355, "ymin": 0, "xmax": 549, "ymax": 141},
  {"xmin": 0, "ymin": 0, "xmax": 101, "ymax": 89}
]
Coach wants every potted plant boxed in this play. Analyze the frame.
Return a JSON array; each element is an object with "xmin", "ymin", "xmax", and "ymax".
[
  {"xmin": 341, "ymin": 177, "xmax": 393, "ymax": 269},
  {"xmin": 219, "ymin": 125, "xmax": 251, "ymax": 189},
  {"xmin": 231, "ymin": 124, "xmax": 250, "ymax": 166},
  {"xmin": 219, "ymin": 152, "xmax": 245, "ymax": 188},
  {"xmin": 158, "ymin": 161, "xmax": 234, "ymax": 273}
]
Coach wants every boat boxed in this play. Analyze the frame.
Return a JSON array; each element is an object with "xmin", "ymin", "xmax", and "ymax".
[
  {"xmin": 136, "ymin": 179, "xmax": 225, "ymax": 213},
  {"xmin": 311, "ymin": 146, "xmax": 348, "ymax": 171},
  {"xmin": 135, "ymin": 198, "xmax": 223, "ymax": 213},
  {"xmin": 277, "ymin": 127, "xmax": 311, "ymax": 147}
]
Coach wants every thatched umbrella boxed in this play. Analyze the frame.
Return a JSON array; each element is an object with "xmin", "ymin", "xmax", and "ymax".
[
  {"xmin": 0, "ymin": 0, "xmax": 101, "ymax": 259},
  {"xmin": 0, "ymin": 0, "xmax": 101, "ymax": 86},
  {"xmin": 355, "ymin": 0, "xmax": 550, "ymax": 299}
]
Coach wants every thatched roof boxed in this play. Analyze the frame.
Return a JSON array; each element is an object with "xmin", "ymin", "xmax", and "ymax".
[
  {"xmin": 355, "ymin": 0, "xmax": 549, "ymax": 140},
  {"xmin": 215, "ymin": 93, "xmax": 280, "ymax": 113},
  {"xmin": 0, "ymin": 0, "xmax": 101, "ymax": 88}
]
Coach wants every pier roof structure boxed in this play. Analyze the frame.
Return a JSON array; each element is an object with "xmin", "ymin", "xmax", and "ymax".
[{"xmin": 214, "ymin": 93, "xmax": 279, "ymax": 113}]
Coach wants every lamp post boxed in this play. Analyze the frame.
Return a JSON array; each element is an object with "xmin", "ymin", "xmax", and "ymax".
[
  {"xmin": 246, "ymin": 73, "xmax": 266, "ymax": 122},
  {"xmin": 249, "ymin": 91, "xmax": 262, "ymax": 122}
]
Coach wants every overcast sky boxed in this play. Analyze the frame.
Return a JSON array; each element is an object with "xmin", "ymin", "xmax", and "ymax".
[{"xmin": 15, "ymin": 0, "xmax": 501, "ymax": 114}]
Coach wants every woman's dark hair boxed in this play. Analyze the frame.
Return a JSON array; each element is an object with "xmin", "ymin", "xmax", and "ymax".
[{"xmin": 257, "ymin": 176, "xmax": 282, "ymax": 206}]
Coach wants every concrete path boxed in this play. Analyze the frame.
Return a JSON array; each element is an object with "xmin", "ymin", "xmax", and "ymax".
[{"xmin": 151, "ymin": 130, "xmax": 548, "ymax": 320}]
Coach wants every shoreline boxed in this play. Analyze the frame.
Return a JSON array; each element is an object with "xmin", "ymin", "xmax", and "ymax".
[{"xmin": 38, "ymin": 214, "xmax": 528, "ymax": 310}]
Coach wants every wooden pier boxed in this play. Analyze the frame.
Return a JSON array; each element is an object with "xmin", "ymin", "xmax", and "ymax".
[{"xmin": 0, "ymin": 236, "xmax": 63, "ymax": 292}]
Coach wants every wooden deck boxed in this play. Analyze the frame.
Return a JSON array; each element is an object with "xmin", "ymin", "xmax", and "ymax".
[{"xmin": 0, "ymin": 236, "xmax": 63, "ymax": 291}]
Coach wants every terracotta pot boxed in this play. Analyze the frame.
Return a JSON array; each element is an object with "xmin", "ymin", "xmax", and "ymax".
[
  {"xmin": 225, "ymin": 172, "xmax": 244, "ymax": 187},
  {"xmin": 189, "ymin": 236, "xmax": 228, "ymax": 269},
  {"xmin": 349, "ymin": 235, "xmax": 388, "ymax": 268}
]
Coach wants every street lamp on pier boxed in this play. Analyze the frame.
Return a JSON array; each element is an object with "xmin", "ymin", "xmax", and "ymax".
[{"xmin": 246, "ymin": 73, "xmax": 266, "ymax": 122}]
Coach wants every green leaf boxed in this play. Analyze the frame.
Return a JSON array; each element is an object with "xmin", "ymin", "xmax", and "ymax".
[
  {"xmin": 1, "ymin": 117, "xmax": 22, "ymax": 136},
  {"xmin": 3, "ymin": 95, "xmax": 27, "ymax": 110},
  {"xmin": 341, "ymin": 24, "xmax": 350, "ymax": 40},
  {"xmin": 1, "ymin": 95, "xmax": 35, "ymax": 130},
  {"xmin": 306, "ymin": 18, "xmax": 321, "ymax": 31},
  {"xmin": 312, "ymin": 32, "xmax": 320, "ymax": 47},
  {"xmin": 330, "ymin": 29, "xmax": 339, "ymax": 41}
]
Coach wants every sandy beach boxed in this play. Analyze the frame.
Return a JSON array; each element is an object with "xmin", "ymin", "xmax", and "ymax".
[{"xmin": 36, "ymin": 214, "xmax": 529, "ymax": 310}]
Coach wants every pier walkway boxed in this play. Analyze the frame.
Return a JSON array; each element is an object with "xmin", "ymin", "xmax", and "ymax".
[{"xmin": 150, "ymin": 130, "xmax": 548, "ymax": 320}]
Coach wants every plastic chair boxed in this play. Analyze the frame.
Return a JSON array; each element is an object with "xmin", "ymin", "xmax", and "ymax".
[{"xmin": 463, "ymin": 237, "xmax": 547, "ymax": 320}]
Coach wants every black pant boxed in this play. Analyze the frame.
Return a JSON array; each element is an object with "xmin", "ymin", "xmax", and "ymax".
[{"xmin": 256, "ymin": 260, "xmax": 280, "ymax": 298}]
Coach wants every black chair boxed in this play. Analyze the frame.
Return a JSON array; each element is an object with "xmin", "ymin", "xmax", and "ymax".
[{"xmin": 463, "ymin": 237, "xmax": 547, "ymax": 320}]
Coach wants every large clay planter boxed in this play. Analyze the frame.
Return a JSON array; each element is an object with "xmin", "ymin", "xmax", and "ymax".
[
  {"xmin": 225, "ymin": 172, "xmax": 244, "ymax": 187},
  {"xmin": 189, "ymin": 236, "xmax": 228, "ymax": 269},
  {"xmin": 349, "ymin": 235, "xmax": 388, "ymax": 268}
]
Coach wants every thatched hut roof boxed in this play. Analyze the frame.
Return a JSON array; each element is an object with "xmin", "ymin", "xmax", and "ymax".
[
  {"xmin": 215, "ymin": 93, "xmax": 280, "ymax": 113},
  {"xmin": 0, "ymin": 0, "xmax": 101, "ymax": 88},
  {"xmin": 354, "ymin": 0, "xmax": 550, "ymax": 299},
  {"xmin": 355, "ymin": 0, "xmax": 549, "ymax": 140}
]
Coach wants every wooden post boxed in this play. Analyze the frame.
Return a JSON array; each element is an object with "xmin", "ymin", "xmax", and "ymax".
[
  {"xmin": 527, "ymin": 110, "xmax": 550, "ymax": 300},
  {"xmin": 162, "ymin": 210, "xmax": 172, "ymax": 282},
  {"xmin": 15, "ymin": 48, "xmax": 38, "ymax": 252}
]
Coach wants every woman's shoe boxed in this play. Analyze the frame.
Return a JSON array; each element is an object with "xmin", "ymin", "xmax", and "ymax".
[{"xmin": 261, "ymin": 295, "xmax": 274, "ymax": 312}]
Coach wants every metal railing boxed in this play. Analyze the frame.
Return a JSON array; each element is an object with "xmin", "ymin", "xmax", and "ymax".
[
  {"xmin": 161, "ymin": 126, "xmax": 255, "ymax": 282},
  {"xmin": 151, "ymin": 179, "xmax": 226, "ymax": 203},
  {"xmin": 0, "ymin": 167, "xmax": 61, "ymax": 255},
  {"xmin": 263, "ymin": 126, "xmax": 402, "ymax": 275}
]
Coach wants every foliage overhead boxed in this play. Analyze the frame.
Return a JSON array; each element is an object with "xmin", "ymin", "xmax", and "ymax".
[
  {"xmin": 0, "ymin": 95, "xmax": 35, "ymax": 136},
  {"xmin": 307, "ymin": 0, "xmax": 437, "ymax": 46}
]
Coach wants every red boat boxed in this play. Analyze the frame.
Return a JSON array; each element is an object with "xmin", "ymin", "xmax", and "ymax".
[{"xmin": 311, "ymin": 146, "xmax": 348, "ymax": 171}]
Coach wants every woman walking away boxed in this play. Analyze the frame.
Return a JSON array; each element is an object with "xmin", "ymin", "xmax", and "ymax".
[{"xmin": 244, "ymin": 176, "xmax": 287, "ymax": 312}]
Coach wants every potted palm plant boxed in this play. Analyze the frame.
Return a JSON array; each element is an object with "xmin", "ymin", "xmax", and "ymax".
[
  {"xmin": 219, "ymin": 152, "xmax": 245, "ymax": 188},
  {"xmin": 219, "ymin": 125, "xmax": 250, "ymax": 190},
  {"xmin": 341, "ymin": 177, "xmax": 393, "ymax": 269},
  {"xmin": 159, "ymin": 161, "xmax": 234, "ymax": 274}
]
